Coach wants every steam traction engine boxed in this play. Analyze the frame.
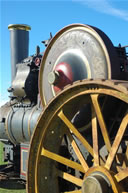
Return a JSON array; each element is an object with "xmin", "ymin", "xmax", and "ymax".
[{"xmin": 0, "ymin": 24, "xmax": 128, "ymax": 193}]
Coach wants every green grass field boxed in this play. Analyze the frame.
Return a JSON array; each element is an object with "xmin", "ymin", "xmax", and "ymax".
[
  {"xmin": 0, "ymin": 188, "xmax": 26, "ymax": 193},
  {"xmin": 0, "ymin": 142, "xmax": 26, "ymax": 193},
  {"xmin": 0, "ymin": 142, "xmax": 4, "ymax": 164}
]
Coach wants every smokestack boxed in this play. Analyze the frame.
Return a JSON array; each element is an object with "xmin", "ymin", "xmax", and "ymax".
[{"xmin": 8, "ymin": 24, "xmax": 31, "ymax": 82}]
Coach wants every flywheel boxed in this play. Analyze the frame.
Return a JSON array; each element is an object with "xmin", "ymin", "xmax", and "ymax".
[
  {"xmin": 27, "ymin": 80, "xmax": 128, "ymax": 193},
  {"xmin": 39, "ymin": 24, "xmax": 120, "ymax": 106}
]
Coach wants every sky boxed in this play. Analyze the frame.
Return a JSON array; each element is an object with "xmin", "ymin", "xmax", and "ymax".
[{"xmin": 0, "ymin": 0, "xmax": 128, "ymax": 106}]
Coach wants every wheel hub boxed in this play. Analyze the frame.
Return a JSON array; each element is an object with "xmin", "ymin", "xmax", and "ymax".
[{"xmin": 82, "ymin": 172, "xmax": 111, "ymax": 193}]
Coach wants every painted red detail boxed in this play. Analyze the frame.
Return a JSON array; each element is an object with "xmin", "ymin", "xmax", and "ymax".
[
  {"xmin": 54, "ymin": 62, "xmax": 73, "ymax": 92},
  {"xmin": 21, "ymin": 147, "xmax": 29, "ymax": 150},
  {"xmin": 35, "ymin": 57, "xmax": 40, "ymax": 66},
  {"xmin": 21, "ymin": 172, "xmax": 26, "ymax": 176}
]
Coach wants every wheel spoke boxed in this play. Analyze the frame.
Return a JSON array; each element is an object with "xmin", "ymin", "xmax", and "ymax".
[
  {"xmin": 92, "ymin": 105, "xmax": 99, "ymax": 166},
  {"xmin": 58, "ymin": 170, "xmax": 83, "ymax": 187},
  {"xmin": 105, "ymin": 113, "xmax": 128, "ymax": 170},
  {"xmin": 64, "ymin": 128, "xmax": 89, "ymax": 172},
  {"xmin": 58, "ymin": 110, "xmax": 93, "ymax": 156},
  {"xmin": 41, "ymin": 148, "xmax": 85, "ymax": 173},
  {"xmin": 63, "ymin": 190, "xmax": 81, "ymax": 193},
  {"xmin": 115, "ymin": 168, "xmax": 128, "ymax": 182},
  {"xmin": 91, "ymin": 94, "xmax": 111, "ymax": 152}
]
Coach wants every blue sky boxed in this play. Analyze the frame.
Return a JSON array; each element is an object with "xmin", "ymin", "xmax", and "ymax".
[{"xmin": 0, "ymin": 0, "xmax": 128, "ymax": 106}]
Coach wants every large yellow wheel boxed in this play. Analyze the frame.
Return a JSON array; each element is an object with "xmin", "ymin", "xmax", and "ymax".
[{"xmin": 27, "ymin": 80, "xmax": 128, "ymax": 193}]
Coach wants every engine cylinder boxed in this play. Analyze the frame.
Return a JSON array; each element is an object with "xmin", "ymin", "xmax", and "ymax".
[{"xmin": 0, "ymin": 104, "xmax": 41, "ymax": 144}]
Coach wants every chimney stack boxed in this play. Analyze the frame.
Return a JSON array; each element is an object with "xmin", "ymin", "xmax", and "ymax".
[{"xmin": 8, "ymin": 24, "xmax": 31, "ymax": 82}]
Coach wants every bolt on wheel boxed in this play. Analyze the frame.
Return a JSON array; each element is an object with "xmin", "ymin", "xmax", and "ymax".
[{"xmin": 27, "ymin": 80, "xmax": 128, "ymax": 193}]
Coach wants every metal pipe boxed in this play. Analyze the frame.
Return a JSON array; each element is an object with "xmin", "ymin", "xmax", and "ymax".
[{"xmin": 8, "ymin": 24, "xmax": 31, "ymax": 82}]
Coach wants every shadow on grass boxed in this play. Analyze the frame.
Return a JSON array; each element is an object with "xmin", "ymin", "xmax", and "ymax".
[{"xmin": 0, "ymin": 179, "xmax": 25, "ymax": 190}]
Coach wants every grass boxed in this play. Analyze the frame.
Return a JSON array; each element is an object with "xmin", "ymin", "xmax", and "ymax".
[
  {"xmin": 0, "ymin": 141, "xmax": 4, "ymax": 164},
  {"xmin": 0, "ymin": 188, "xmax": 26, "ymax": 193},
  {"xmin": 0, "ymin": 142, "xmax": 26, "ymax": 193}
]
